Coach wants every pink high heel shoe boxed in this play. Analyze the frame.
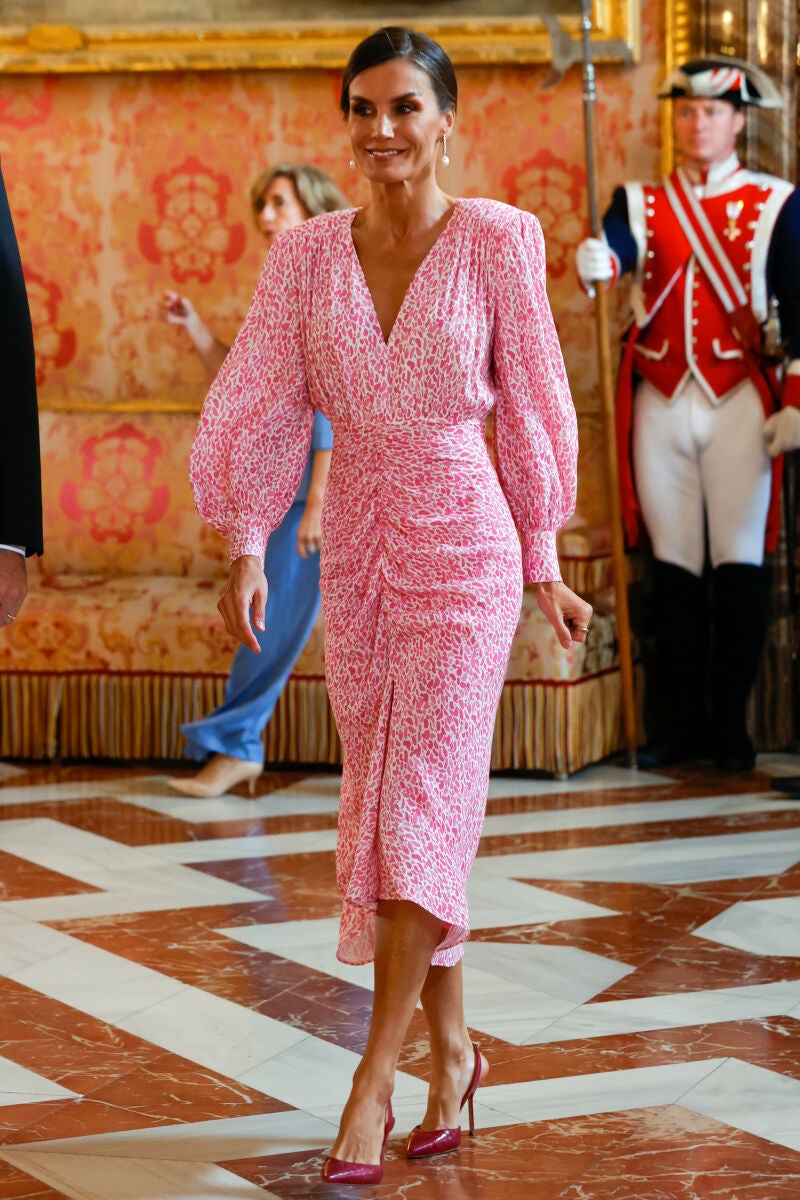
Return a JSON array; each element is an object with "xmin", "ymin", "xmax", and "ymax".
[
  {"xmin": 406, "ymin": 1044, "xmax": 485, "ymax": 1159},
  {"xmin": 321, "ymin": 1100, "xmax": 395, "ymax": 1185}
]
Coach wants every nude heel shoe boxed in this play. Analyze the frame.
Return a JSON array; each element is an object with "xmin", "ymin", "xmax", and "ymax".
[
  {"xmin": 321, "ymin": 1101, "xmax": 394, "ymax": 1185},
  {"xmin": 167, "ymin": 754, "xmax": 263, "ymax": 798},
  {"xmin": 406, "ymin": 1044, "xmax": 485, "ymax": 1159}
]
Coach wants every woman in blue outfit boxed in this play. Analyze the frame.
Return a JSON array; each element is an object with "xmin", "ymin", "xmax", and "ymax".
[{"xmin": 163, "ymin": 163, "xmax": 347, "ymax": 797}]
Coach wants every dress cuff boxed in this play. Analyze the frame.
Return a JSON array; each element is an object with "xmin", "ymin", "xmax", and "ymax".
[
  {"xmin": 228, "ymin": 519, "xmax": 268, "ymax": 564},
  {"xmin": 521, "ymin": 530, "xmax": 561, "ymax": 583}
]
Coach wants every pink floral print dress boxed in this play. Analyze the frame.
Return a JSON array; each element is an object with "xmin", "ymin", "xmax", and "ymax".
[{"xmin": 190, "ymin": 198, "xmax": 578, "ymax": 966}]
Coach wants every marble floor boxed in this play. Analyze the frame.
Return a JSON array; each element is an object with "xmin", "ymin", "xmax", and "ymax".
[{"xmin": 1, "ymin": 753, "xmax": 800, "ymax": 1198}]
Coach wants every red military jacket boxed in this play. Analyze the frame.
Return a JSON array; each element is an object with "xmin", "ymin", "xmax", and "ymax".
[
  {"xmin": 604, "ymin": 155, "xmax": 796, "ymax": 548},
  {"xmin": 624, "ymin": 161, "xmax": 792, "ymax": 404}
]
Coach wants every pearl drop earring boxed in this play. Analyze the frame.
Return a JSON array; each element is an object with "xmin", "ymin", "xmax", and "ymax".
[
  {"xmin": 441, "ymin": 133, "xmax": 450, "ymax": 167},
  {"xmin": 349, "ymin": 158, "xmax": 356, "ymax": 169}
]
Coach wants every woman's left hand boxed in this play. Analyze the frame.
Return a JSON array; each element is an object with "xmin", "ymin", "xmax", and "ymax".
[
  {"xmin": 536, "ymin": 580, "xmax": 594, "ymax": 650},
  {"xmin": 296, "ymin": 500, "xmax": 322, "ymax": 558}
]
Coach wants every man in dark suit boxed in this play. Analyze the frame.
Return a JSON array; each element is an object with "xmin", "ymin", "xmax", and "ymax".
[{"xmin": 0, "ymin": 161, "xmax": 43, "ymax": 628}]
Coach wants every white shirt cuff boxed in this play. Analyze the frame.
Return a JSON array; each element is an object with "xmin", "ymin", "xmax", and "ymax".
[{"xmin": 0, "ymin": 544, "xmax": 25, "ymax": 556}]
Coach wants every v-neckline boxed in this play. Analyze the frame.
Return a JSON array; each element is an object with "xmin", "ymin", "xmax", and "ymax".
[{"xmin": 348, "ymin": 201, "xmax": 461, "ymax": 347}]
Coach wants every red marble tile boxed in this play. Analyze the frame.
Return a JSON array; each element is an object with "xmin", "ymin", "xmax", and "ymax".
[
  {"xmin": 227, "ymin": 1104, "xmax": 800, "ymax": 1199},
  {"xmin": 0, "ymin": 1162, "xmax": 69, "ymax": 1199},
  {"xmin": 191, "ymin": 850, "xmax": 341, "ymax": 916},
  {"xmin": 0, "ymin": 851, "xmax": 100, "ymax": 902},
  {"xmin": 0, "ymin": 979, "xmax": 287, "ymax": 1146},
  {"xmin": 554, "ymin": 1106, "xmax": 800, "ymax": 1199},
  {"xmin": 473, "ymin": 875, "xmax": 800, "ymax": 1000},
  {"xmin": 0, "ymin": 764, "xmax": 158, "ymax": 790},
  {"xmin": 425, "ymin": 1016, "xmax": 800, "ymax": 1089},
  {"xmin": 189, "ymin": 811, "xmax": 339, "ymax": 840},
  {"xmin": 0, "ymin": 797, "xmax": 191, "ymax": 848}
]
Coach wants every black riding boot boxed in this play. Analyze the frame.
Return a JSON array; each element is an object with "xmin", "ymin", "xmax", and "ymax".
[
  {"xmin": 711, "ymin": 563, "xmax": 770, "ymax": 772},
  {"xmin": 637, "ymin": 559, "xmax": 709, "ymax": 769}
]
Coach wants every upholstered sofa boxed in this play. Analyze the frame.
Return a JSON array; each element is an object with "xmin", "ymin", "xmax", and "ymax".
[{"xmin": 0, "ymin": 410, "xmax": 628, "ymax": 776}]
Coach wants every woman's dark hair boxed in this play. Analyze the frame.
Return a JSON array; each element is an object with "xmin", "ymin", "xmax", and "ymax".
[{"xmin": 340, "ymin": 26, "xmax": 458, "ymax": 117}]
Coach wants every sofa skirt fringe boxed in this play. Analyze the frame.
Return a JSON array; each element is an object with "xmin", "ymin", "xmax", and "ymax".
[
  {"xmin": 0, "ymin": 668, "xmax": 633, "ymax": 776},
  {"xmin": 490, "ymin": 668, "xmax": 636, "ymax": 777}
]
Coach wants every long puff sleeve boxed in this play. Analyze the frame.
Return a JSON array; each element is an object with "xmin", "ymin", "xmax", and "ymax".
[
  {"xmin": 189, "ymin": 232, "xmax": 314, "ymax": 562},
  {"xmin": 491, "ymin": 210, "xmax": 578, "ymax": 582}
]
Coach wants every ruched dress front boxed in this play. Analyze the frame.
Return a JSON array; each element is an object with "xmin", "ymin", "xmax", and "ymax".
[{"xmin": 190, "ymin": 198, "xmax": 577, "ymax": 966}]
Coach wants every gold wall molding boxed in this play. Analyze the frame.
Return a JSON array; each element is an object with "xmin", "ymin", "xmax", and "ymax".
[
  {"xmin": 0, "ymin": 3, "xmax": 639, "ymax": 73},
  {"xmin": 40, "ymin": 395, "xmax": 203, "ymax": 414}
]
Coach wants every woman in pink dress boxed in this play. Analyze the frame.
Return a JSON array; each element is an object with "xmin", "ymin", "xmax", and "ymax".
[{"xmin": 191, "ymin": 26, "xmax": 592, "ymax": 1185}]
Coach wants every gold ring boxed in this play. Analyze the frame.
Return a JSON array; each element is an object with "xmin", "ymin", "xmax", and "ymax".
[
  {"xmin": 573, "ymin": 624, "xmax": 590, "ymax": 633},
  {"xmin": 6, "ymin": 614, "xmax": 15, "ymax": 622}
]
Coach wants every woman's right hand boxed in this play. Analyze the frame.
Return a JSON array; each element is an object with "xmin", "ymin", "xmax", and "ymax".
[
  {"xmin": 162, "ymin": 289, "xmax": 195, "ymax": 326},
  {"xmin": 217, "ymin": 555, "xmax": 268, "ymax": 652}
]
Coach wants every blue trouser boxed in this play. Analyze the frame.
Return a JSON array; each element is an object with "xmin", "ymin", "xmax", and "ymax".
[{"xmin": 181, "ymin": 502, "xmax": 322, "ymax": 763}]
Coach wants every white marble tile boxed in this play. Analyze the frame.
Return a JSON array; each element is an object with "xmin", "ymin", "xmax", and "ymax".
[
  {"xmin": 116, "ymin": 774, "xmax": 342, "ymax": 823},
  {"xmin": 0, "ymin": 847, "xmax": 272, "ymax": 921},
  {"xmin": 480, "ymin": 792, "xmax": 796, "ymax": 839},
  {"xmin": 147, "ymin": 829, "xmax": 338, "ymax": 864},
  {"xmin": 0, "ymin": 779, "xmax": 137, "ymax": 806},
  {"xmin": 222, "ymin": 917, "xmax": 370, "ymax": 990},
  {"xmin": 10, "ymin": 941, "xmax": 188, "ymax": 1025},
  {"xmin": 0, "ymin": 1151, "xmax": 282, "ymax": 1200},
  {"xmin": 0, "ymin": 914, "xmax": 78, "ymax": 975},
  {"xmin": 681, "ymin": 1058, "xmax": 800, "ymax": 1150},
  {"xmin": 221, "ymin": 921, "xmax": 633, "ymax": 1046},
  {"xmin": 14, "ymin": 1111, "xmax": 337, "ymax": 1160},
  {"xmin": 0, "ymin": 819, "xmax": 188, "ymax": 884},
  {"xmin": 473, "ymin": 1059, "xmax": 724, "ymax": 1123},
  {"xmin": 467, "ymin": 872, "xmax": 616, "ymax": 929},
  {"xmin": 0, "ymin": 1056, "xmax": 78, "ymax": 1106},
  {"xmin": 458, "ymin": 967, "xmax": 575, "ymax": 1044},
  {"xmin": 523, "ymin": 979, "xmax": 800, "ymax": 1044},
  {"xmin": 485, "ymin": 764, "xmax": 670, "ymax": 798},
  {"xmin": 464, "ymin": 942, "xmax": 634, "ymax": 1005},
  {"xmin": 117, "ymin": 987, "xmax": 307, "ymax": 1081},
  {"xmin": 473, "ymin": 828, "xmax": 800, "ymax": 885},
  {"xmin": 146, "ymin": 792, "xmax": 795, "ymax": 866},
  {"xmin": 241, "ymin": 1036, "xmax": 427, "ymax": 1118},
  {"xmin": 693, "ymin": 896, "xmax": 800, "ymax": 957}
]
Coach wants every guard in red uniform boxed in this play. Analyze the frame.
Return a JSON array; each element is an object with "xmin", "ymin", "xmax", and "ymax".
[{"xmin": 577, "ymin": 58, "xmax": 800, "ymax": 771}]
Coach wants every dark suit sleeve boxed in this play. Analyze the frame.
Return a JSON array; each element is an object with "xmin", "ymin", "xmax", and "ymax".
[
  {"xmin": 603, "ymin": 186, "xmax": 639, "ymax": 278},
  {"xmin": 767, "ymin": 187, "xmax": 800, "ymax": 361},
  {"xmin": 0, "ymin": 163, "xmax": 43, "ymax": 555}
]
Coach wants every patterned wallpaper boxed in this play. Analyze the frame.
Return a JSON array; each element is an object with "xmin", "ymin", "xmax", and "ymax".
[{"xmin": 1, "ymin": 0, "xmax": 661, "ymax": 526}]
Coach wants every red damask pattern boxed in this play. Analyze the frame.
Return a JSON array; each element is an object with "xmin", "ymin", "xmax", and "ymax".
[
  {"xmin": 60, "ymin": 423, "xmax": 169, "ymax": 543},
  {"xmin": 138, "ymin": 155, "xmax": 247, "ymax": 283},
  {"xmin": 502, "ymin": 149, "xmax": 586, "ymax": 280},
  {"xmin": 24, "ymin": 269, "xmax": 77, "ymax": 385},
  {"xmin": 0, "ymin": 82, "xmax": 53, "ymax": 129}
]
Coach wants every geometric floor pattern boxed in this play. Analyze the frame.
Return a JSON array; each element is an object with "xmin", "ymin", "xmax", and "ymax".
[{"xmin": 2, "ymin": 753, "xmax": 800, "ymax": 1198}]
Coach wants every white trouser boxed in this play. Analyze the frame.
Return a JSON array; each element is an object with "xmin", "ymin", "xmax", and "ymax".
[{"xmin": 632, "ymin": 377, "xmax": 772, "ymax": 577}]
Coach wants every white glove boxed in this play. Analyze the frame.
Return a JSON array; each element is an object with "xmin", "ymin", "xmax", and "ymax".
[
  {"xmin": 576, "ymin": 237, "xmax": 614, "ymax": 298},
  {"xmin": 763, "ymin": 406, "xmax": 800, "ymax": 457}
]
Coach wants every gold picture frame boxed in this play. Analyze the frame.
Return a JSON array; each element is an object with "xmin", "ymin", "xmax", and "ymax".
[{"xmin": 0, "ymin": 1, "xmax": 639, "ymax": 73}]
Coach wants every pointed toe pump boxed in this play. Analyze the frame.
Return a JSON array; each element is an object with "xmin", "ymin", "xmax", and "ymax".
[
  {"xmin": 167, "ymin": 754, "xmax": 262, "ymax": 798},
  {"xmin": 406, "ymin": 1044, "xmax": 485, "ymax": 1159},
  {"xmin": 321, "ymin": 1101, "xmax": 395, "ymax": 1185}
]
